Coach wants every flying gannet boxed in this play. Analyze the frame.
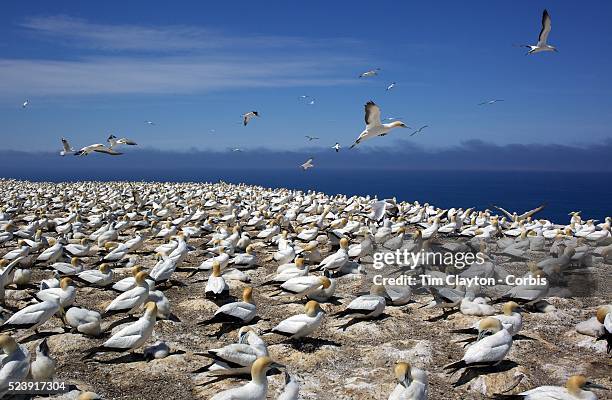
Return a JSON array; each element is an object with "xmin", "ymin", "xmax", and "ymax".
[
  {"xmin": 359, "ymin": 68, "xmax": 380, "ymax": 78},
  {"xmin": 300, "ymin": 158, "xmax": 314, "ymax": 171},
  {"xmin": 350, "ymin": 101, "xmax": 408, "ymax": 148},
  {"xmin": 520, "ymin": 9, "xmax": 558, "ymax": 55},
  {"xmin": 410, "ymin": 125, "xmax": 429, "ymax": 137},
  {"xmin": 242, "ymin": 111, "xmax": 259, "ymax": 126},
  {"xmin": 74, "ymin": 143, "xmax": 122, "ymax": 156},
  {"xmin": 60, "ymin": 138, "xmax": 75, "ymax": 156},
  {"xmin": 332, "ymin": 143, "xmax": 340, "ymax": 152}
]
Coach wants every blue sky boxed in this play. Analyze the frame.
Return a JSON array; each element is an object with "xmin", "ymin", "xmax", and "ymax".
[{"xmin": 1, "ymin": 1, "xmax": 611, "ymax": 152}]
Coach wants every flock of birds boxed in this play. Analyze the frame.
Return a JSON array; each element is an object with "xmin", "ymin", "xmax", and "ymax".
[
  {"xmin": 21, "ymin": 9, "xmax": 559, "ymax": 171},
  {"xmin": 0, "ymin": 178, "xmax": 609, "ymax": 399},
  {"xmin": 5, "ymin": 8, "xmax": 610, "ymax": 400}
]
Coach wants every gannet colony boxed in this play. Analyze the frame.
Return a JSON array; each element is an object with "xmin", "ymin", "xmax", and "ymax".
[{"xmin": 0, "ymin": 178, "xmax": 610, "ymax": 400}]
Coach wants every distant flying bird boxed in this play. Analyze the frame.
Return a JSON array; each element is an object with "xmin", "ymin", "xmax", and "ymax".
[
  {"xmin": 350, "ymin": 101, "xmax": 408, "ymax": 149},
  {"xmin": 107, "ymin": 135, "xmax": 137, "ymax": 148},
  {"xmin": 520, "ymin": 9, "xmax": 557, "ymax": 54},
  {"xmin": 359, "ymin": 68, "xmax": 380, "ymax": 78},
  {"xmin": 300, "ymin": 158, "xmax": 314, "ymax": 171},
  {"xmin": 410, "ymin": 125, "xmax": 429, "ymax": 137},
  {"xmin": 22, "ymin": 100, "xmax": 29, "ymax": 108},
  {"xmin": 305, "ymin": 136, "xmax": 319, "ymax": 141},
  {"xmin": 386, "ymin": 82, "xmax": 396, "ymax": 91},
  {"xmin": 242, "ymin": 111, "xmax": 259, "ymax": 126},
  {"xmin": 478, "ymin": 99, "xmax": 504, "ymax": 106},
  {"xmin": 299, "ymin": 95, "xmax": 315, "ymax": 105},
  {"xmin": 60, "ymin": 138, "xmax": 74, "ymax": 156},
  {"xmin": 230, "ymin": 148, "xmax": 243, "ymax": 152},
  {"xmin": 332, "ymin": 143, "xmax": 340, "ymax": 152},
  {"xmin": 144, "ymin": 120, "xmax": 155, "ymax": 125},
  {"xmin": 75, "ymin": 144, "xmax": 122, "ymax": 156}
]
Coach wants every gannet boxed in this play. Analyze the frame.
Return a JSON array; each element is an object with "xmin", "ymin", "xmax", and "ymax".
[
  {"xmin": 332, "ymin": 143, "xmax": 340, "ymax": 152},
  {"xmin": 1, "ymin": 295, "xmax": 61, "ymax": 332},
  {"xmin": 78, "ymin": 392, "xmax": 102, "ymax": 400},
  {"xmin": 65, "ymin": 307, "xmax": 102, "ymax": 336},
  {"xmin": 30, "ymin": 338, "xmax": 56, "ymax": 380},
  {"xmin": 107, "ymin": 134, "xmax": 137, "ymax": 148},
  {"xmin": 317, "ymin": 238, "xmax": 349, "ymax": 271},
  {"xmin": 350, "ymin": 101, "xmax": 408, "ymax": 148},
  {"xmin": 74, "ymin": 143, "xmax": 122, "ymax": 156},
  {"xmin": 75, "ymin": 264, "xmax": 114, "ymax": 287},
  {"xmin": 242, "ymin": 111, "xmax": 259, "ymax": 126},
  {"xmin": 278, "ymin": 371, "xmax": 300, "ymax": 400},
  {"xmin": 209, "ymin": 356, "xmax": 284, "ymax": 400},
  {"xmin": 145, "ymin": 120, "xmax": 155, "ymax": 125},
  {"xmin": 444, "ymin": 318, "xmax": 513, "ymax": 373},
  {"xmin": 494, "ymin": 375, "xmax": 608, "ymax": 399},
  {"xmin": 305, "ymin": 136, "xmax": 319, "ymax": 141},
  {"xmin": 300, "ymin": 158, "xmax": 314, "ymax": 171},
  {"xmin": 199, "ymin": 287, "xmax": 256, "ymax": 327},
  {"xmin": 388, "ymin": 361, "xmax": 428, "ymax": 400},
  {"xmin": 334, "ymin": 285, "xmax": 386, "ymax": 326},
  {"xmin": 265, "ymin": 300, "xmax": 325, "ymax": 339},
  {"xmin": 83, "ymin": 302, "xmax": 157, "ymax": 359},
  {"xmin": 478, "ymin": 99, "xmax": 504, "ymax": 106},
  {"xmin": 60, "ymin": 138, "xmax": 75, "ymax": 156},
  {"xmin": 410, "ymin": 125, "xmax": 428, "ymax": 137},
  {"xmin": 103, "ymin": 271, "xmax": 150, "ymax": 316},
  {"xmin": 274, "ymin": 275, "xmax": 332, "ymax": 300},
  {"xmin": 359, "ymin": 68, "xmax": 380, "ymax": 78},
  {"xmin": 206, "ymin": 260, "xmax": 229, "ymax": 298},
  {"xmin": 454, "ymin": 302, "xmax": 524, "ymax": 339},
  {"xmin": 595, "ymin": 306, "xmax": 611, "ymax": 353},
  {"xmin": 519, "ymin": 9, "xmax": 558, "ymax": 55},
  {"xmin": 35, "ymin": 277, "xmax": 76, "ymax": 308},
  {"xmin": 21, "ymin": 100, "xmax": 29, "ymax": 108},
  {"xmin": 386, "ymin": 82, "xmax": 396, "ymax": 91},
  {"xmin": 0, "ymin": 335, "xmax": 30, "ymax": 397}
]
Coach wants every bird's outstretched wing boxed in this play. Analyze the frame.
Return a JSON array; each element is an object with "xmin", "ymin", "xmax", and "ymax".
[
  {"xmin": 537, "ymin": 9, "xmax": 552, "ymax": 46},
  {"xmin": 364, "ymin": 101, "xmax": 382, "ymax": 128},
  {"xmin": 518, "ymin": 203, "xmax": 546, "ymax": 220},
  {"xmin": 61, "ymin": 138, "xmax": 73, "ymax": 153},
  {"xmin": 94, "ymin": 147, "xmax": 123, "ymax": 155},
  {"xmin": 492, "ymin": 205, "xmax": 514, "ymax": 220}
]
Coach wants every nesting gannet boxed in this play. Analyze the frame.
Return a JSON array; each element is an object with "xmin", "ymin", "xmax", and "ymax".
[
  {"xmin": 494, "ymin": 375, "xmax": 608, "ymax": 399},
  {"xmin": 83, "ymin": 301, "xmax": 157, "ymax": 359},
  {"xmin": 300, "ymin": 158, "xmax": 314, "ymax": 171},
  {"xmin": 410, "ymin": 125, "xmax": 429, "ymax": 137},
  {"xmin": 265, "ymin": 300, "xmax": 325, "ymax": 339},
  {"xmin": 595, "ymin": 306, "xmax": 611, "ymax": 353},
  {"xmin": 30, "ymin": 338, "xmax": 56, "ymax": 380},
  {"xmin": 332, "ymin": 142, "xmax": 340, "ymax": 152},
  {"xmin": 143, "ymin": 340, "xmax": 171, "ymax": 361},
  {"xmin": 242, "ymin": 111, "xmax": 259, "ymax": 126},
  {"xmin": 350, "ymin": 101, "xmax": 408, "ymax": 148},
  {"xmin": 60, "ymin": 138, "xmax": 75, "ymax": 156},
  {"xmin": 273, "ymin": 275, "xmax": 332, "ymax": 300},
  {"xmin": 65, "ymin": 307, "xmax": 102, "ymax": 336},
  {"xmin": 359, "ymin": 68, "xmax": 380, "ymax": 78},
  {"xmin": 318, "ymin": 238, "xmax": 349, "ymax": 271},
  {"xmin": 388, "ymin": 361, "xmax": 428, "ymax": 400},
  {"xmin": 209, "ymin": 356, "xmax": 284, "ymax": 400},
  {"xmin": 199, "ymin": 287, "xmax": 256, "ymax": 328},
  {"xmin": 305, "ymin": 136, "xmax": 319, "ymax": 141},
  {"xmin": 107, "ymin": 134, "xmax": 137, "ymax": 148},
  {"xmin": 206, "ymin": 260, "xmax": 229, "ymax": 298},
  {"xmin": 478, "ymin": 99, "xmax": 504, "ymax": 106},
  {"xmin": 333, "ymin": 285, "xmax": 386, "ymax": 329},
  {"xmin": 103, "ymin": 271, "xmax": 150, "ymax": 316},
  {"xmin": 519, "ymin": 9, "xmax": 558, "ymax": 55},
  {"xmin": 35, "ymin": 277, "xmax": 76, "ymax": 308},
  {"xmin": 74, "ymin": 143, "xmax": 122, "ymax": 156},
  {"xmin": 75, "ymin": 264, "xmax": 114, "ymax": 287},
  {"xmin": 278, "ymin": 371, "xmax": 300, "ymax": 400},
  {"xmin": 1, "ymin": 295, "xmax": 61, "ymax": 332},
  {"xmin": 444, "ymin": 318, "xmax": 513, "ymax": 373},
  {"xmin": 0, "ymin": 335, "xmax": 30, "ymax": 396},
  {"xmin": 453, "ymin": 301, "xmax": 524, "ymax": 339}
]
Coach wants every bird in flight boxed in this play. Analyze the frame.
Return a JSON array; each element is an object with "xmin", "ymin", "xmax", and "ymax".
[
  {"xmin": 107, "ymin": 135, "xmax": 137, "ymax": 149},
  {"xmin": 60, "ymin": 138, "xmax": 75, "ymax": 156},
  {"xmin": 350, "ymin": 101, "xmax": 408, "ymax": 148},
  {"xmin": 300, "ymin": 158, "xmax": 314, "ymax": 171},
  {"xmin": 359, "ymin": 68, "xmax": 380, "ymax": 78},
  {"xmin": 74, "ymin": 144, "xmax": 122, "ymax": 156},
  {"xmin": 299, "ymin": 95, "xmax": 316, "ymax": 105},
  {"xmin": 519, "ymin": 9, "xmax": 557, "ymax": 54},
  {"xmin": 144, "ymin": 120, "xmax": 155, "ymax": 125},
  {"xmin": 386, "ymin": 82, "xmax": 396, "ymax": 91},
  {"xmin": 332, "ymin": 143, "xmax": 341, "ymax": 152},
  {"xmin": 22, "ymin": 100, "xmax": 29, "ymax": 109},
  {"xmin": 305, "ymin": 136, "xmax": 319, "ymax": 141},
  {"xmin": 478, "ymin": 99, "xmax": 504, "ymax": 106},
  {"xmin": 230, "ymin": 148, "xmax": 243, "ymax": 152},
  {"xmin": 410, "ymin": 125, "xmax": 429, "ymax": 137},
  {"xmin": 242, "ymin": 111, "xmax": 259, "ymax": 126}
]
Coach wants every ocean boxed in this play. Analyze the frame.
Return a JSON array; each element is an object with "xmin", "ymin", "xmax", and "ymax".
[{"xmin": 3, "ymin": 168, "xmax": 610, "ymax": 224}]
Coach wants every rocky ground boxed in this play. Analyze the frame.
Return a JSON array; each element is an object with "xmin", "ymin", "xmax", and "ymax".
[{"xmin": 3, "ymin": 231, "xmax": 612, "ymax": 400}]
